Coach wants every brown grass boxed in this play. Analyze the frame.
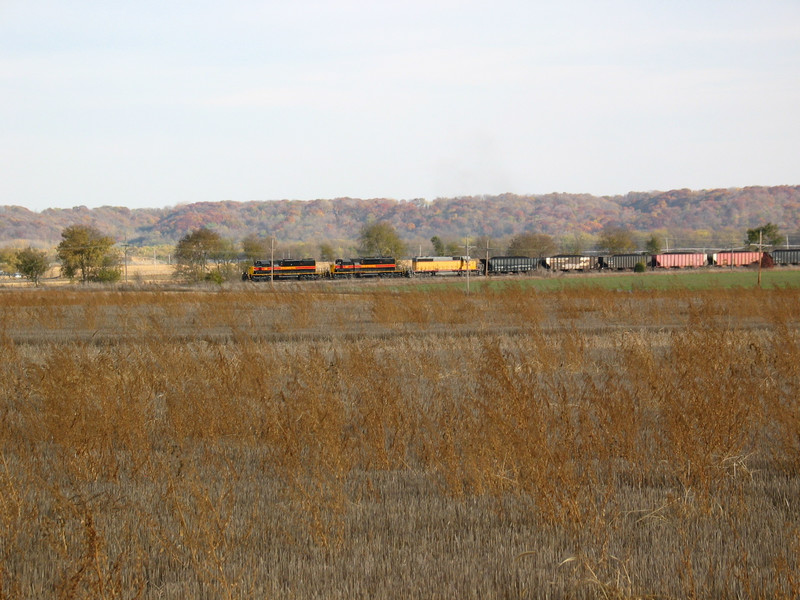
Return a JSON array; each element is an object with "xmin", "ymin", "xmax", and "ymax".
[{"xmin": 0, "ymin": 283, "xmax": 799, "ymax": 598}]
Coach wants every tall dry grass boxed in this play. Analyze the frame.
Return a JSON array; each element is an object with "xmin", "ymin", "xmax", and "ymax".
[{"xmin": 0, "ymin": 283, "xmax": 799, "ymax": 598}]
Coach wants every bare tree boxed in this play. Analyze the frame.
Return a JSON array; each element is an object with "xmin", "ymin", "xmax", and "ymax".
[{"xmin": 174, "ymin": 228, "xmax": 223, "ymax": 282}]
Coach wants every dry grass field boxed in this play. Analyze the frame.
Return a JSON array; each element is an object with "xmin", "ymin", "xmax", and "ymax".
[{"xmin": 1, "ymin": 282, "xmax": 799, "ymax": 598}]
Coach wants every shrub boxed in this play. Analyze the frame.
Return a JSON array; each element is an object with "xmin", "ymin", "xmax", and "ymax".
[
  {"xmin": 204, "ymin": 270, "xmax": 225, "ymax": 284},
  {"xmin": 90, "ymin": 267, "xmax": 122, "ymax": 283}
]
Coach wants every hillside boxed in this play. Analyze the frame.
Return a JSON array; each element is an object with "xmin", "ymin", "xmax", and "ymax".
[{"xmin": 2, "ymin": 186, "xmax": 799, "ymax": 247}]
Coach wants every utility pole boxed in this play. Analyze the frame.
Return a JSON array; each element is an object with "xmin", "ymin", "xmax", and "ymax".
[
  {"xmin": 464, "ymin": 237, "xmax": 475, "ymax": 294},
  {"xmin": 122, "ymin": 238, "xmax": 129, "ymax": 284},
  {"xmin": 482, "ymin": 238, "xmax": 496, "ymax": 277},
  {"xmin": 270, "ymin": 237, "xmax": 275, "ymax": 286},
  {"xmin": 757, "ymin": 230, "xmax": 763, "ymax": 288}
]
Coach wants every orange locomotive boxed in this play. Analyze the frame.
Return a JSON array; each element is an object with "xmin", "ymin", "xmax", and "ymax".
[
  {"xmin": 329, "ymin": 257, "xmax": 406, "ymax": 278},
  {"xmin": 242, "ymin": 259, "xmax": 319, "ymax": 281}
]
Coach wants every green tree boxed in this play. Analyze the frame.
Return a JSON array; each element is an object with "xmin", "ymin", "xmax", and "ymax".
[
  {"xmin": 319, "ymin": 242, "xmax": 336, "ymax": 261},
  {"xmin": 174, "ymin": 228, "xmax": 223, "ymax": 282},
  {"xmin": 93, "ymin": 253, "xmax": 122, "ymax": 283},
  {"xmin": 430, "ymin": 236, "xmax": 446, "ymax": 255},
  {"xmin": 507, "ymin": 232, "xmax": 557, "ymax": 258},
  {"xmin": 0, "ymin": 246, "xmax": 17, "ymax": 274},
  {"xmin": 358, "ymin": 221, "xmax": 406, "ymax": 257},
  {"xmin": 598, "ymin": 227, "xmax": 636, "ymax": 254},
  {"xmin": 14, "ymin": 247, "xmax": 49, "ymax": 285},
  {"xmin": 645, "ymin": 234, "xmax": 662, "ymax": 254},
  {"xmin": 56, "ymin": 225, "xmax": 119, "ymax": 283},
  {"xmin": 746, "ymin": 223, "xmax": 782, "ymax": 247}
]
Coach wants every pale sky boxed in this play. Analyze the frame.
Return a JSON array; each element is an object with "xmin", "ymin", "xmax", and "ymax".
[{"xmin": 2, "ymin": 0, "xmax": 799, "ymax": 211}]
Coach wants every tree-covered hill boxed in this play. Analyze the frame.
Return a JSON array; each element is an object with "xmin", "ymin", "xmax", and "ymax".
[{"xmin": 2, "ymin": 186, "xmax": 798, "ymax": 247}]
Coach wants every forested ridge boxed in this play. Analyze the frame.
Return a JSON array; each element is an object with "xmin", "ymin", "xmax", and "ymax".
[{"xmin": 2, "ymin": 186, "xmax": 798, "ymax": 247}]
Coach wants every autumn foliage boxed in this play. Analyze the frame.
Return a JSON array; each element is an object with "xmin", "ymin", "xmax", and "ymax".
[{"xmin": 2, "ymin": 186, "xmax": 799, "ymax": 247}]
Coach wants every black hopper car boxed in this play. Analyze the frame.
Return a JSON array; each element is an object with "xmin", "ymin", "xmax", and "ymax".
[{"xmin": 482, "ymin": 256, "xmax": 540, "ymax": 275}]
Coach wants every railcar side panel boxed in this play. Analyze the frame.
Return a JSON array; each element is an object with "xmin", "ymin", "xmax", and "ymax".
[
  {"xmin": 543, "ymin": 255, "xmax": 598, "ymax": 271},
  {"xmin": 330, "ymin": 257, "xmax": 403, "ymax": 278},
  {"xmin": 411, "ymin": 256, "xmax": 481, "ymax": 276},
  {"xmin": 652, "ymin": 253, "xmax": 707, "ymax": 268},
  {"xmin": 245, "ymin": 259, "xmax": 318, "ymax": 281},
  {"xmin": 485, "ymin": 256, "xmax": 539, "ymax": 274},
  {"xmin": 601, "ymin": 254, "xmax": 650, "ymax": 270},
  {"xmin": 771, "ymin": 249, "xmax": 800, "ymax": 265},
  {"xmin": 711, "ymin": 251, "xmax": 761, "ymax": 267}
]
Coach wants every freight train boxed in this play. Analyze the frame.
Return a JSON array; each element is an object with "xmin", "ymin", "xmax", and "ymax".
[
  {"xmin": 243, "ymin": 249, "xmax": 800, "ymax": 281},
  {"xmin": 243, "ymin": 256, "xmax": 481, "ymax": 281}
]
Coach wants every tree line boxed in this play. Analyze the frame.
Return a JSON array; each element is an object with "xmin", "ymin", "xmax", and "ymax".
[
  {"xmin": 1, "ymin": 225, "xmax": 121, "ymax": 286},
  {"xmin": 4, "ymin": 187, "xmax": 799, "ymax": 247},
  {"xmin": 0, "ymin": 221, "xmax": 789, "ymax": 285}
]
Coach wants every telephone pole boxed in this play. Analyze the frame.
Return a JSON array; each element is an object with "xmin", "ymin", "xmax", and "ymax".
[
  {"xmin": 122, "ymin": 239, "xmax": 129, "ymax": 284},
  {"xmin": 464, "ymin": 237, "xmax": 475, "ymax": 294},
  {"xmin": 757, "ymin": 230, "xmax": 763, "ymax": 288},
  {"xmin": 482, "ymin": 238, "xmax": 496, "ymax": 277}
]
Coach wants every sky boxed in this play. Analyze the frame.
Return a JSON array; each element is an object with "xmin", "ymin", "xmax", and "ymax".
[{"xmin": 2, "ymin": 0, "xmax": 799, "ymax": 211}]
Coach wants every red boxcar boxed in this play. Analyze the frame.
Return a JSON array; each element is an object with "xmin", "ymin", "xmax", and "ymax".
[
  {"xmin": 652, "ymin": 253, "xmax": 708, "ymax": 268},
  {"xmin": 711, "ymin": 251, "xmax": 761, "ymax": 267}
]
